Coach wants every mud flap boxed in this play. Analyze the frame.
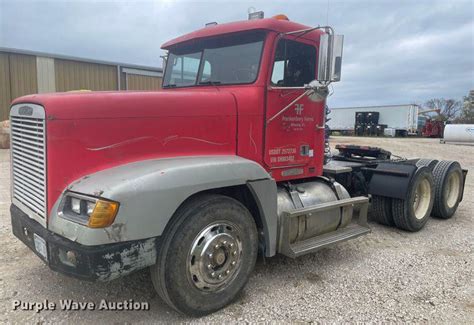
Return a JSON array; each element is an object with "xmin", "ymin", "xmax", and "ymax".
[{"xmin": 367, "ymin": 163, "xmax": 417, "ymax": 199}]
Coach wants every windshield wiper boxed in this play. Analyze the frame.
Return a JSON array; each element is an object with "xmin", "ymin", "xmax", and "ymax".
[
  {"xmin": 199, "ymin": 80, "xmax": 222, "ymax": 86},
  {"xmin": 163, "ymin": 84, "xmax": 177, "ymax": 88}
]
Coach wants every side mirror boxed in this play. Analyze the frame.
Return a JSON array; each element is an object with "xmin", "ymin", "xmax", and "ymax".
[{"xmin": 317, "ymin": 34, "xmax": 344, "ymax": 82}]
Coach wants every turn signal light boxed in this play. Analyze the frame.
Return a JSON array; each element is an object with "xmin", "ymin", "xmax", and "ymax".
[
  {"xmin": 273, "ymin": 14, "xmax": 289, "ymax": 21},
  {"xmin": 88, "ymin": 200, "xmax": 120, "ymax": 228}
]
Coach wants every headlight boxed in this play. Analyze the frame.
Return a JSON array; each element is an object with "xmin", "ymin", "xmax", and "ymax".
[
  {"xmin": 59, "ymin": 192, "xmax": 120, "ymax": 228},
  {"xmin": 71, "ymin": 197, "xmax": 82, "ymax": 214}
]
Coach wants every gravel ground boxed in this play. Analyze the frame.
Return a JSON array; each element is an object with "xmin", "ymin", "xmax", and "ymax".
[{"xmin": 0, "ymin": 136, "xmax": 472, "ymax": 323}]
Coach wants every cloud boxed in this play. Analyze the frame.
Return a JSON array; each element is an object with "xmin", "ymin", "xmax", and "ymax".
[
  {"xmin": 0, "ymin": 0, "xmax": 472, "ymax": 107},
  {"xmin": 396, "ymin": 21, "xmax": 473, "ymax": 53}
]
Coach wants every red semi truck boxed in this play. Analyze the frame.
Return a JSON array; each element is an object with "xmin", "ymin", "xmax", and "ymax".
[{"xmin": 9, "ymin": 13, "xmax": 467, "ymax": 316}]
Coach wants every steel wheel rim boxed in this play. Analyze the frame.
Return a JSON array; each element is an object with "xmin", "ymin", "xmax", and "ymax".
[
  {"xmin": 445, "ymin": 172, "xmax": 461, "ymax": 209},
  {"xmin": 187, "ymin": 221, "xmax": 243, "ymax": 292},
  {"xmin": 413, "ymin": 178, "xmax": 431, "ymax": 220}
]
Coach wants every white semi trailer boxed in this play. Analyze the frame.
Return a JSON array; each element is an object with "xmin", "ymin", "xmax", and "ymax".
[{"xmin": 328, "ymin": 104, "xmax": 420, "ymax": 136}]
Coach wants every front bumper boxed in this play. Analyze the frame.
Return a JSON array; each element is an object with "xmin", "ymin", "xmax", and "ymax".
[{"xmin": 11, "ymin": 204, "xmax": 158, "ymax": 281}]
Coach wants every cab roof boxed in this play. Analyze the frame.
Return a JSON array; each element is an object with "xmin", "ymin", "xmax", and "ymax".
[{"xmin": 161, "ymin": 17, "xmax": 323, "ymax": 49}]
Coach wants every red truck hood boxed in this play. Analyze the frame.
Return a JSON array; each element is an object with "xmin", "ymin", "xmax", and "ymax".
[
  {"xmin": 11, "ymin": 90, "xmax": 238, "ymax": 216},
  {"xmin": 12, "ymin": 89, "xmax": 235, "ymax": 120}
]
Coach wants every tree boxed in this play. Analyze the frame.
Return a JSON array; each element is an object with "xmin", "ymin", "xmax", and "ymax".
[
  {"xmin": 455, "ymin": 90, "xmax": 474, "ymax": 124},
  {"xmin": 424, "ymin": 98, "xmax": 462, "ymax": 122}
]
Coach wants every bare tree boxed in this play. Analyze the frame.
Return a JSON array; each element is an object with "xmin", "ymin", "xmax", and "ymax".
[
  {"xmin": 455, "ymin": 90, "xmax": 474, "ymax": 124},
  {"xmin": 424, "ymin": 98, "xmax": 462, "ymax": 121}
]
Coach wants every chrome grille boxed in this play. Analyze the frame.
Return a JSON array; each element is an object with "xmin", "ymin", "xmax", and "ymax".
[{"xmin": 10, "ymin": 106, "xmax": 46, "ymax": 218}]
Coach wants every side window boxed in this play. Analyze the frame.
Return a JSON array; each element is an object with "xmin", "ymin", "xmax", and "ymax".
[
  {"xmin": 201, "ymin": 61, "xmax": 212, "ymax": 81},
  {"xmin": 271, "ymin": 60, "xmax": 285, "ymax": 85},
  {"xmin": 167, "ymin": 52, "xmax": 201, "ymax": 86},
  {"xmin": 270, "ymin": 39, "xmax": 316, "ymax": 87}
]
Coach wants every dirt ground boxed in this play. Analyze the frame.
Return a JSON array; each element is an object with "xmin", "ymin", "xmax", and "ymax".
[{"xmin": 0, "ymin": 136, "xmax": 472, "ymax": 323}]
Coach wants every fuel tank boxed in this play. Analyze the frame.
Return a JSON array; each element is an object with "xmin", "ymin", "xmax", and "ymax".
[
  {"xmin": 277, "ymin": 179, "xmax": 352, "ymax": 243},
  {"xmin": 443, "ymin": 124, "xmax": 474, "ymax": 143}
]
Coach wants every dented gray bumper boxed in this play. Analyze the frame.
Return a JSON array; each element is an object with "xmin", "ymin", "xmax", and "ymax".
[{"xmin": 11, "ymin": 204, "xmax": 158, "ymax": 281}]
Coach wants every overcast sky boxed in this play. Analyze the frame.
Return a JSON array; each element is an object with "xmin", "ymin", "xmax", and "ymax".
[{"xmin": 0, "ymin": 0, "xmax": 473, "ymax": 107}]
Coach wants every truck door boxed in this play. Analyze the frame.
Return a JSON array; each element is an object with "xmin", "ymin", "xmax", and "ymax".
[{"xmin": 264, "ymin": 37, "xmax": 325, "ymax": 179}]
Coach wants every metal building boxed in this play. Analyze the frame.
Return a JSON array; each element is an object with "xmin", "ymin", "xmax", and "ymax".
[{"xmin": 0, "ymin": 47, "xmax": 163, "ymax": 120}]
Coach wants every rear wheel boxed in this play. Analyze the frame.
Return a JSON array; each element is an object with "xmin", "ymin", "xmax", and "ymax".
[
  {"xmin": 416, "ymin": 158, "xmax": 438, "ymax": 170},
  {"xmin": 371, "ymin": 196, "xmax": 394, "ymax": 226},
  {"xmin": 431, "ymin": 161, "xmax": 463, "ymax": 219},
  {"xmin": 392, "ymin": 167, "xmax": 434, "ymax": 231},
  {"xmin": 150, "ymin": 194, "xmax": 258, "ymax": 316}
]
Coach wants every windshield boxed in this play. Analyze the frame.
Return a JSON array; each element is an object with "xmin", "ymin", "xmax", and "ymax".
[{"xmin": 163, "ymin": 31, "xmax": 265, "ymax": 88}]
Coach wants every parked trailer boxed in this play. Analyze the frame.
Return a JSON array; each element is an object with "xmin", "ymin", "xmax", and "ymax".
[
  {"xmin": 9, "ymin": 13, "xmax": 467, "ymax": 317},
  {"xmin": 328, "ymin": 104, "xmax": 420, "ymax": 136}
]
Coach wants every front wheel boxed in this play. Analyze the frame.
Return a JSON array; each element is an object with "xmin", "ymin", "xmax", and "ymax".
[{"xmin": 150, "ymin": 194, "xmax": 258, "ymax": 316}]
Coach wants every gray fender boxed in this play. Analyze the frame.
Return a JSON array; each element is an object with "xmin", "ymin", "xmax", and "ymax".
[{"xmin": 48, "ymin": 155, "xmax": 277, "ymax": 254}]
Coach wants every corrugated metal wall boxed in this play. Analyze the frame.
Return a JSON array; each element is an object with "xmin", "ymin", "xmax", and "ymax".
[
  {"xmin": 0, "ymin": 53, "xmax": 11, "ymax": 121},
  {"xmin": 36, "ymin": 57, "xmax": 56, "ymax": 93},
  {"xmin": 0, "ymin": 49, "xmax": 163, "ymax": 120},
  {"xmin": 0, "ymin": 53, "xmax": 38, "ymax": 121},
  {"xmin": 126, "ymin": 74, "xmax": 162, "ymax": 90},
  {"xmin": 55, "ymin": 59, "xmax": 118, "ymax": 92},
  {"xmin": 120, "ymin": 72, "xmax": 127, "ymax": 90},
  {"xmin": 9, "ymin": 54, "xmax": 38, "ymax": 99}
]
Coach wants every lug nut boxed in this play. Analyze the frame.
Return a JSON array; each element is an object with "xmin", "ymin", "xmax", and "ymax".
[
  {"xmin": 229, "ymin": 243, "xmax": 234, "ymax": 248},
  {"xmin": 211, "ymin": 272, "xmax": 216, "ymax": 277},
  {"xmin": 218, "ymin": 274, "xmax": 223, "ymax": 279},
  {"xmin": 232, "ymin": 251, "xmax": 237, "ymax": 256},
  {"xmin": 226, "ymin": 270, "xmax": 230, "ymax": 275},
  {"xmin": 214, "ymin": 244, "xmax": 219, "ymax": 249},
  {"xmin": 231, "ymin": 261, "xmax": 236, "ymax": 266},
  {"xmin": 223, "ymin": 241, "xmax": 227, "ymax": 245},
  {"xmin": 207, "ymin": 264, "xmax": 212, "ymax": 269},
  {"xmin": 208, "ymin": 253, "xmax": 213, "ymax": 258}
]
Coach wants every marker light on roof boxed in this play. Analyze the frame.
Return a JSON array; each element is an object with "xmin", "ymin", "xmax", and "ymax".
[{"xmin": 272, "ymin": 14, "xmax": 289, "ymax": 21}]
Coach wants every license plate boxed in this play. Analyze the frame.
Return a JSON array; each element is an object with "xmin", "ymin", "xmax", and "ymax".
[{"xmin": 33, "ymin": 233, "xmax": 48, "ymax": 261}]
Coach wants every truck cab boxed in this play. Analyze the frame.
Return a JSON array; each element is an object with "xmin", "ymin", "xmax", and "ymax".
[
  {"xmin": 160, "ymin": 15, "xmax": 333, "ymax": 180},
  {"xmin": 9, "ymin": 13, "xmax": 466, "ymax": 316}
]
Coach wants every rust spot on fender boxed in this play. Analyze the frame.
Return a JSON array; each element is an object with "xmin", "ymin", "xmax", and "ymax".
[{"xmin": 96, "ymin": 238, "xmax": 157, "ymax": 281}]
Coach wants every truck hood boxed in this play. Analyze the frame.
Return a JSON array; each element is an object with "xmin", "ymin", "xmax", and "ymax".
[
  {"xmin": 12, "ymin": 89, "xmax": 236, "ymax": 120},
  {"xmin": 11, "ymin": 89, "xmax": 239, "ymax": 216}
]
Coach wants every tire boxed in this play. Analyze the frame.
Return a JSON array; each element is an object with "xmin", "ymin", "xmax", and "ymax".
[
  {"xmin": 150, "ymin": 194, "xmax": 258, "ymax": 316},
  {"xmin": 392, "ymin": 167, "xmax": 434, "ymax": 232},
  {"xmin": 416, "ymin": 159, "xmax": 438, "ymax": 170},
  {"xmin": 371, "ymin": 195, "xmax": 394, "ymax": 227},
  {"xmin": 431, "ymin": 160, "xmax": 463, "ymax": 219}
]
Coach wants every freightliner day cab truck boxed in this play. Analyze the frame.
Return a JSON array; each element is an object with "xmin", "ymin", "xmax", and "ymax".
[{"xmin": 9, "ymin": 12, "xmax": 467, "ymax": 316}]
